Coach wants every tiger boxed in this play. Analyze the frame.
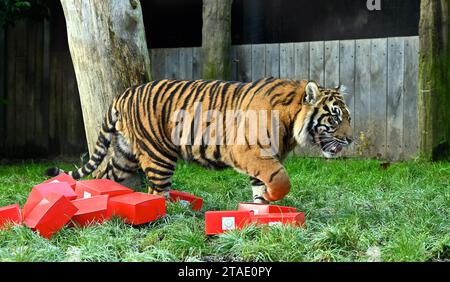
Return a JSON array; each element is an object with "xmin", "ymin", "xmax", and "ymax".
[{"xmin": 46, "ymin": 78, "xmax": 353, "ymax": 204}]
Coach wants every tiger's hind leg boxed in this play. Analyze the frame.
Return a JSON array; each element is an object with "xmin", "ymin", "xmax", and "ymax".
[
  {"xmin": 96, "ymin": 133, "xmax": 140, "ymax": 184},
  {"xmin": 139, "ymin": 154, "xmax": 177, "ymax": 199}
]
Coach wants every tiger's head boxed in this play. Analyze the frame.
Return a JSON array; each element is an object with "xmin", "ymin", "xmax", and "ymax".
[{"xmin": 294, "ymin": 80, "xmax": 353, "ymax": 158}]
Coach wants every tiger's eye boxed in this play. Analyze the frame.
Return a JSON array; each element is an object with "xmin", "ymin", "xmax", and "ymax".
[{"xmin": 332, "ymin": 115, "xmax": 340, "ymax": 124}]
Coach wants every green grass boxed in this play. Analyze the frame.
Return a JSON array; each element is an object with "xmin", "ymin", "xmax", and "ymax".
[{"xmin": 0, "ymin": 157, "xmax": 448, "ymax": 262}]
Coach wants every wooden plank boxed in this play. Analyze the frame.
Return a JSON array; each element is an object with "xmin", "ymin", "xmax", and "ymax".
[
  {"xmin": 386, "ymin": 37, "xmax": 405, "ymax": 161},
  {"xmin": 251, "ymin": 44, "xmax": 265, "ymax": 81},
  {"xmin": 369, "ymin": 38, "xmax": 388, "ymax": 159},
  {"xmin": 5, "ymin": 24, "xmax": 17, "ymax": 155},
  {"xmin": 15, "ymin": 21, "xmax": 27, "ymax": 57},
  {"xmin": 179, "ymin": 47, "xmax": 193, "ymax": 80},
  {"xmin": 234, "ymin": 45, "xmax": 252, "ymax": 82},
  {"xmin": 53, "ymin": 53, "xmax": 64, "ymax": 155},
  {"xmin": 65, "ymin": 53, "xmax": 78, "ymax": 154},
  {"xmin": 354, "ymin": 39, "xmax": 371, "ymax": 158},
  {"xmin": 151, "ymin": 49, "xmax": 165, "ymax": 80},
  {"xmin": 324, "ymin": 40, "xmax": 340, "ymax": 88},
  {"xmin": 0, "ymin": 27, "xmax": 5, "ymax": 153},
  {"xmin": 60, "ymin": 54, "xmax": 68, "ymax": 156},
  {"xmin": 33, "ymin": 20, "xmax": 44, "ymax": 155},
  {"xmin": 48, "ymin": 54, "xmax": 58, "ymax": 154},
  {"xmin": 192, "ymin": 47, "xmax": 202, "ymax": 79},
  {"xmin": 265, "ymin": 43, "xmax": 280, "ymax": 78},
  {"xmin": 165, "ymin": 48, "xmax": 179, "ymax": 79},
  {"xmin": 56, "ymin": 54, "xmax": 64, "ymax": 155},
  {"xmin": 14, "ymin": 21, "xmax": 28, "ymax": 156},
  {"xmin": 25, "ymin": 20, "xmax": 37, "ymax": 156},
  {"xmin": 35, "ymin": 19, "xmax": 50, "ymax": 156},
  {"xmin": 309, "ymin": 41, "xmax": 324, "ymax": 85},
  {"xmin": 403, "ymin": 36, "xmax": 419, "ymax": 159},
  {"xmin": 60, "ymin": 54, "xmax": 68, "ymax": 155},
  {"xmin": 14, "ymin": 57, "xmax": 27, "ymax": 156},
  {"xmin": 339, "ymin": 40, "xmax": 356, "ymax": 156},
  {"xmin": 294, "ymin": 42, "xmax": 309, "ymax": 81},
  {"xmin": 280, "ymin": 43, "xmax": 294, "ymax": 79}
]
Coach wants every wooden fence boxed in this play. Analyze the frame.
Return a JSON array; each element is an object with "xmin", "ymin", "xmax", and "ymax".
[
  {"xmin": 0, "ymin": 21, "xmax": 419, "ymax": 160},
  {"xmin": 0, "ymin": 20, "xmax": 86, "ymax": 158},
  {"xmin": 150, "ymin": 36, "xmax": 420, "ymax": 160}
]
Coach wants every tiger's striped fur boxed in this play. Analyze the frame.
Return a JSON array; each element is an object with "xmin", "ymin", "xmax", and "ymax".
[{"xmin": 46, "ymin": 78, "xmax": 353, "ymax": 203}]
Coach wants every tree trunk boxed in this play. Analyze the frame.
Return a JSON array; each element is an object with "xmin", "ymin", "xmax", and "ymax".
[
  {"xmin": 201, "ymin": 0, "xmax": 233, "ymax": 80},
  {"xmin": 60, "ymin": 0, "xmax": 151, "ymax": 155},
  {"xmin": 418, "ymin": 0, "xmax": 450, "ymax": 160}
]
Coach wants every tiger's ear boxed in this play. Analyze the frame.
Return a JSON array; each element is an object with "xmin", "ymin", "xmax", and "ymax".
[{"xmin": 304, "ymin": 81, "xmax": 321, "ymax": 104}]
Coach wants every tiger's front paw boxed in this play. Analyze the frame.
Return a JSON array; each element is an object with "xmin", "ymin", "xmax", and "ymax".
[
  {"xmin": 148, "ymin": 187, "xmax": 169, "ymax": 199},
  {"xmin": 253, "ymin": 196, "xmax": 269, "ymax": 204}
]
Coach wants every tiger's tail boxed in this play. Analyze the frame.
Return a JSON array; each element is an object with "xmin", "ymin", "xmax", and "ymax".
[{"xmin": 45, "ymin": 103, "xmax": 118, "ymax": 180}]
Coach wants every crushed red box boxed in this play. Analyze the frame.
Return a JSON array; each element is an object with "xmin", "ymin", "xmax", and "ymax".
[
  {"xmin": 70, "ymin": 195, "xmax": 109, "ymax": 227},
  {"xmin": 205, "ymin": 210, "xmax": 254, "ymax": 235},
  {"xmin": 23, "ymin": 193, "xmax": 78, "ymax": 238},
  {"xmin": 0, "ymin": 204, "xmax": 22, "ymax": 229},
  {"xmin": 237, "ymin": 202, "xmax": 297, "ymax": 215},
  {"xmin": 22, "ymin": 182, "xmax": 77, "ymax": 219},
  {"xmin": 251, "ymin": 212, "xmax": 305, "ymax": 227},
  {"xmin": 43, "ymin": 173, "xmax": 76, "ymax": 190},
  {"xmin": 169, "ymin": 190, "xmax": 203, "ymax": 211},
  {"xmin": 75, "ymin": 179, "xmax": 133, "ymax": 199},
  {"xmin": 108, "ymin": 192, "xmax": 166, "ymax": 225}
]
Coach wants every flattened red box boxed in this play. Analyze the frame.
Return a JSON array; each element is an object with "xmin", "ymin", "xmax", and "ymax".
[
  {"xmin": 169, "ymin": 190, "xmax": 203, "ymax": 211},
  {"xmin": 0, "ymin": 204, "xmax": 22, "ymax": 229},
  {"xmin": 24, "ymin": 193, "xmax": 78, "ymax": 238},
  {"xmin": 251, "ymin": 212, "xmax": 305, "ymax": 227},
  {"xmin": 22, "ymin": 182, "xmax": 77, "ymax": 219},
  {"xmin": 237, "ymin": 202, "xmax": 297, "ymax": 215},
  {"xmin": 43, "ymin": 173, "xmax": 76, "ymax": 190},
  {"xmin": 205, "ymin": 210, "xmax": 254, "ymax": 235},
  {"xmin": 70, "ymin": 195, "xmax": 109, "ymax": 227},
  {"xmin": 75, "ymin": 179, "xmax": 133, "ymax": 199},
  {"xmin": 108, "ymin": 192, "xmax": 166, "ymax": 225}
]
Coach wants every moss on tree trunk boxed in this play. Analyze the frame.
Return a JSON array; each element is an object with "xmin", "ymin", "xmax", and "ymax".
[
  {"xmin": 418, "ymin": 0, "xmax": 450, "ymax": 160},
  {"xmin": 201, "ymin": 0, "xmax": 233, "ymax": 80}
]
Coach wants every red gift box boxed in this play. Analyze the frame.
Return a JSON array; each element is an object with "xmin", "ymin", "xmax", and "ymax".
[
  {"xmin": 43, "ymin": 173, "xmax": 77, "ymax": 190},
  {"xmin": 75, "ymin": 179, "xmax": 133, "ymax": 199},
  {"xmin": 108, "ymin": 192, "xmax": 166, "ymax": 225},
  {"xmin": 237, "ymin": 202, "xmax": 297, "ymax": 215},
  {"xmin": 169, "ymin": 190, "xmax": 203, "ymax": 211},
  {"xmin": 205, "ymin": 210, "xmax": 254, "ymax": 235},
  {"xmin": 70, "ymin": 195, "xmax": 109, "ymax": 227},
  {"xmin": 251, "ymin": 212, "xmax": 305, "ymax": 227},
  {"xmin": 0, "ymin": 204, "xmax": 22, "ymax": 229},
  {"xmin": 22, "ymin": 182, "xmax": 77, "ymax": 219},
  {"xmin": 23, "ymin": 193, "xmax": 78, "ymax": 238}
]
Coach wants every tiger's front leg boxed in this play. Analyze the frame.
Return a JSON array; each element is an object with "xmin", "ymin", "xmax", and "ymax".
[
  {"xmin": 139, "ymin": 155, "xmax": 176, "ymax": 199},
  {"xmin": 244, "ymin": 157, "xmax": 291, "ymax": 203}
]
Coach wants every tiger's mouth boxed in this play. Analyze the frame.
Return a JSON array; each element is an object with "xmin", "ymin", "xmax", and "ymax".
[{"xmin": 314, "ymin": 135, "xmax": 345, "ymax": 158}]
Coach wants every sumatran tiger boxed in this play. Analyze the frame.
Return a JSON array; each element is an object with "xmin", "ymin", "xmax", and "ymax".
[{"xmin": 46, "ymin": 78, "xmax": 353, "ymax": 203}]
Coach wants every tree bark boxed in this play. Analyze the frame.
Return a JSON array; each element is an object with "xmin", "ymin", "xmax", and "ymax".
[
  {"xmin": 418, "ymin": 0, "xmax": 450, "ymax": 160},
  {"xmin": 201, "ymin": 0, "xmax": 233, "ymax": 80},
  {"xmin": 60, "ymin": 0, "xmax": 151, "ymax": 155}
]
